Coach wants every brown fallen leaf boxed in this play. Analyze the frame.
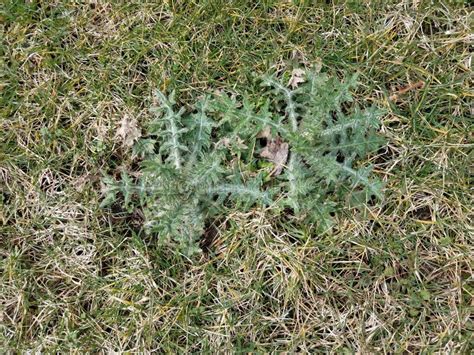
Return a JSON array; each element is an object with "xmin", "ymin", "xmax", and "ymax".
[
  {"xmin": 288, "ymin": 68, "xmax": 306, "ymax": 89},
  {"xmin": 116, "ymin": 114, "xmax": 141, "ymax": 147},
  {"xmin": 260, "ymin": 135, "xmax": 289, "ymax": 176},
  {"xmin": 389, "ymin": 81, "xmax": 425, "ymax": 102}
]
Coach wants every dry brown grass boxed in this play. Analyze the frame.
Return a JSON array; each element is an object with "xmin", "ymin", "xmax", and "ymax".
[{"xmin": 1, "ymin": 0, "xmax": 472, "ymax": 352}]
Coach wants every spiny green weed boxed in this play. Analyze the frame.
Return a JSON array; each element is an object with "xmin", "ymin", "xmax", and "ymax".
[{"xmin": 101, "ymin": 69, "xmax": 384, "ymax": 254}]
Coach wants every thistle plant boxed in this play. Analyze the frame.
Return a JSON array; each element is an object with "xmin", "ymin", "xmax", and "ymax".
[{"xmin": 101, "ymin": 68, "xmax": 385, "ymax": 254}]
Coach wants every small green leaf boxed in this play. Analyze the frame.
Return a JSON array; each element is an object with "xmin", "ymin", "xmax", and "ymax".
[{"xmin": 419, "ymin": 289, "xmax": 431, "ymax": 301}]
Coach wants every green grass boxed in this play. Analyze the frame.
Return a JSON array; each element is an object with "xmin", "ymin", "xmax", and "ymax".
[{"xmin": 1, "ymin": 0, "xmax": 472, "ymax": 352}]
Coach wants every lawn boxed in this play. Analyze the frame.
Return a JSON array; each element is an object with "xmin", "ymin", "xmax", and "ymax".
[{"xmin": 1, "ymin": 0, "xmax": 472, "ymax": 352}]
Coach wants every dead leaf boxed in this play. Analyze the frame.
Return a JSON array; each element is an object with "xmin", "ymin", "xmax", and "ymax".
[
  {"xmin": 116, "ymin": 114, "xmax": 141, "ymax": 147},
  {"xmin": 288, "ymin": 68, "xmax": 306, "ymax": 89},
  {"xmin": 260, "ymin": 136, "xmax": 289, "ymax": 176},
  {"xmin": 216, "ymin": 136, "xmax": 247, "ymax": 150},
  {"xmin": 389, "ymin": 81, "xmax": 425, "ymax": 102}
]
